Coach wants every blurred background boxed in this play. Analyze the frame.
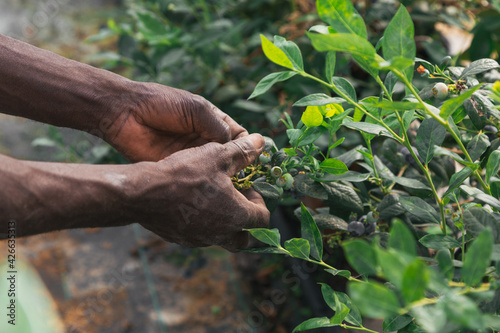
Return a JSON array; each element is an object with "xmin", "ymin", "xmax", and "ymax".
[{"xmin": 0, "ymin": 0, "xmax": 499, "ymax": 332}]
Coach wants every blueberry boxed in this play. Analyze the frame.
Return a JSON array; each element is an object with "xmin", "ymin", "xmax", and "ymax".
[
  {"xmin": 259, "ymin": 151, "xmax": 271, "ymax": 164},
  {"xmin": 364, "ymin": 222, "xmax": 376, "ymax": 235},
  {"xmin": 431, "ymin": 82, "xmax": 448, "ymax": 100},
  {"xmin": 358, "ymin": 215, "xmax": 367, "ymax": 223},
  {"xmin": 276, "ymin": 173, "xmax": 294, "ymax": 190},
  {"xmin": 348, "ymin": 221, "xmax": 365, "ymax": 237},
  {"xmin": 366, "ymin": 211, "xmax": 378, "ymax": 224},
  {"xmin": 271, "ymin": 166, "xmax": 283, "ymax": 178},
  {"xmin": 399, "ymin": 146, "xmax": 424, "ymax": 166},
  {"xmin": 484, "ymin": 125, "xmax": 498, "ymax": 141}
]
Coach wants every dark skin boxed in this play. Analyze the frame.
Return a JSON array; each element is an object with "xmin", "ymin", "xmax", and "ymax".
[{"xmin": 0, "ymin": 34, "xmax": 270, "ymax": 251}]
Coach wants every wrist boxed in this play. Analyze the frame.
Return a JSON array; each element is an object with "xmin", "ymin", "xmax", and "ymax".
[{"xmin": 0, "ymin": 155, "xmax": 135, "ymax": 236}]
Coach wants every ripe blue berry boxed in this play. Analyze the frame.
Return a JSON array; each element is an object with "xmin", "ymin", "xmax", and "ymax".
[
  {"xmin": 348, "ymin": 221, "xmax": 365, "ymax": 237},
  {"xmin": 259, "ymin": 151, "xmax": 271, "ymax": 164},
  {"xmin": 364, "ymin": 222, "xmax": 376, "ymax": 235},
  {"xmin": 484, "ymin": 125, "xmax": 498, "ymax": 141},
  {"xmin": 431, "ymin": 82, "xmax": 448, "ymax": 100},
  {"xmin": 276, "ymin": 173, "xmax": 294, "ymax": 190},
  {"xmin": 271, "ymin": 166, "xmax": 283, "ymax": 178}
]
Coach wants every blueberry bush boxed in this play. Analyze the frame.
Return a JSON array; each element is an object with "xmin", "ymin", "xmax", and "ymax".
[{"xmin": 242, "ymin": 0, "xmax": 500, "ymax": 331}]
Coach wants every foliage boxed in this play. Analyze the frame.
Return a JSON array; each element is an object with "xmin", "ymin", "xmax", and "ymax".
[{"xmin": 244, "ymin": 0, "xmax": 500, "ymax": 332}]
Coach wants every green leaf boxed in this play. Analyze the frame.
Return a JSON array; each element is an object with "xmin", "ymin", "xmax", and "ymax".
[
  {"xmin": 401, "ymin": 260, "xmax": 429, "ymax": 304},
  {"xmin": 393, "ymin": 176, "xmax": 431, "ymax": 191},
  {"xmin": 348, "ymin": 280, "xmax": 400, "ymax": 318},
  {"xmin": 301, "ymin": 106, "xmax": 324, "ymax": 127},
  {"xmin": 362, "ymin": 100, "xmax": 421, "ymax": 111},
  {"xmin": 316, "ymin": 0, "xmax": 367, "ymax": 38},
  {"xmin": 252, "ymin": 182, "xmax": 282, "ymax": 199},
  {"xmin": 486, "ymin": 150, "xmax": 500, "ymax": 184},
  {"xmin": 137, "ymin": 10, "xmax": 168, "ymax": 35},
  {"xmin": 325, "ymin": 269, "xmax": 352, "ymax": 279},
  {"xmin": 419, "ymin": 234, "xmax": 461, "ymax": 250},
  {"xmin": 307, "ymin": 32, "xmax": 378, "ymax": 64},
  {"xmin": 243, "ymin": 247, "xmax": 288, "ymax": 254},
  {"xmin": 467, "ymin": 133, "xmax": 490, "ymax": 161},
  {"xmin": 299, "ymin": 126, "xmax": 328, "ymax": 146},
  {"xmin": 416, "ymin": 118, "xmax": 446, "ymax": 165},
  {"xmin": 300, "ymin": 203, "xmax": 323, "ymax": 260},
  {"xmin": 461, "ymin": 185, "xmax": 500, "ymax": 211},
  {"xmin": 343, "ymin": 240, "xmax": 377, "ymax": 276},
  {"xmin": 294, "ymin": 174, "xmax": 328, "ymax": 200},
  {"xmin": 444, "ymin": 166, "xmax": 473, "ymax": 198},
  {"xmin": 312, "ymin": 171, "xmax": 370, "ymax": 183},
  {"xmin": 284, "ymin": 238, "xmax": 310, "ymax": 260},
  {"xmin": 383, "ymin": 314, "xmax": 413, "ymax": 332},
  {"xmin": 484, "ymin": 315, "xmax": 500, "ymax": 330},
  {"xmin": 462, "ymin": 228, "xmax": 493, "ymax": 287},
  {"xmin": 331, "ymin": 302, "xmax": 349, "ymax": 325},
  {"xmin": 293, "ymin": 93, "xmax": 345, "ymax": 106},
  {"xmin": 439, "ymin": 85, "xmax": 481, "ymax": 119},
  {"xmin": 411, "ymin": 305, "xmax": 446, "ymax": 333},
  {"xmin": 320, "ymin": 158, "xmax": 348, "ymax": 175},
  {"xmin": 437, "ymin": 249, "xmax": 454, "ymax": 280},
  {"xmin": 0, "ymin": 260, "xmax": 66, "ymax": 333},
  {"xmin": 245, "ymin": 228, "xmax": 281, "ymax": 247},
  {"xmin": 388, "ymin": 220, "xmax": 417, "ymax": 256},
  {"xmin": 293, "ymin": 317, "xmax": 335, "ymax": 332},
  {"xmin": 249, "ymin": 71, "xmax": 298, "ymax": 99},
  {"xmin": 462, "ymin": 206, "xmax": 500, "ymax": 242},
  {"xmin": 459, "ymin": 58, "xmax": 500, "ymax": 79},
  {"xmin": 325, "ymin": 51, "xmax": 336, "ymax": 83},
  {"xmin": 442, "ymin": 293, "xmax": 484, "ymax": 330},
  {"xmin": 31, "ymin": 137, "xmax": 57, "ymax": 147},
  {"xmin": 331, "ymin": 290, "xmax": 362, "ymax": 327},
  {"xmin": 376, "ymin": 247, "xmax": 411, "ymax": 288},
  {"xmin": 260, "ymin": 34, "xmax": 294, "ymax": 69},
  {"xmin": 331, "ymin": 76, "xmax": 357, "ymax": 102},
  {"xmin": 382, "ymin": 5, "xmax": 416, "ymax": 82},
  {"xmin": 323, "ymin": 182, "xmax": 364, "ymax": 215},
  {"xmin": 273, "ymin": 35, "xmax": 304, "ymax": 71},
  {"xmin": 343, "ymin": 121, "xmax": 394, "ymax": 138},
  {"xmin": 399, "ymin": 196, "xmax": 440, "ymax": 224}
]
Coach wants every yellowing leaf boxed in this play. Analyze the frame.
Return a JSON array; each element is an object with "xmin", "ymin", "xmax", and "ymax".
[
  {"xmin": 260, "ymin": 35, "xmax": 294, "ymax": 70},
  {"xmin": 302, "ymin": 106, "xmax": 324, "ymax": 127},
  {"xmin": 324, "ymin": 103, "xmax": 343, "ymax": 117}
]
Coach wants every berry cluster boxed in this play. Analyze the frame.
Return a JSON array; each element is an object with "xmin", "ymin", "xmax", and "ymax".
[{"xmin": 347, "ymin": 212, "xmax": 377, "ymax": 237}]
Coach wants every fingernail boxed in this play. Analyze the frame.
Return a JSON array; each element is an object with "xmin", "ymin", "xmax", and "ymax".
[{"xmin": 248, "ymin": 133, "xmax": 265, "ymax": 150}]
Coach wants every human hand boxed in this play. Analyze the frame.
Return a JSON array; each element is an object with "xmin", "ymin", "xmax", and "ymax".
[
  {"xmin": 107, "ymin": 82, "xmax": 247, "ymax": 162},
  {"xmin": 127, "ymin": 133, "xmax": 270, "ymax": 251}
]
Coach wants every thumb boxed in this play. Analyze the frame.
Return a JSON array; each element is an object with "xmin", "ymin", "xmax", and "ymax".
[{"xmin": 219, "ymin": 133, "xmax": 265, "ymax": 176}]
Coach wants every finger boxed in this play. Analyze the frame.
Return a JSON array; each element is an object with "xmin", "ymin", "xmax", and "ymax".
[
  {"xmin": 221, "ymin": 231, "xmax": 249, "ymax": 252},
  {"xmin": 219, "ymin": 133, "xmax": 264, "ymax": 176},
  {"xmin": 240, "ymin": 189, "xmax": 270, "ymax": 229},
  {"xmin": 191, "ymin": 98, "xmax": 232, "ymax": 144},
  {"xmin": 213, "ymin": 108, "xmax": 248, "ymax": 139}
]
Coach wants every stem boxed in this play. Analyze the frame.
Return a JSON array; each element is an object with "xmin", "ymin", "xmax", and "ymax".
[
  {"xmin": 340, "ymin": 324, "xmax": 379, "ymax": 333},
  {"xmin": 299, "ymin": 71, "xmax": 404, "ymax": 143},
  {"xmin": 375, "ymin": 75, "xmax": 392, "ymax": 101},
  {"xmin": 404, "ymin": 284, "xmax": 490, "ymax": 311},
  {"xmin": 395, "ymin": 71, "xmax": 491, "ymax": 195}
]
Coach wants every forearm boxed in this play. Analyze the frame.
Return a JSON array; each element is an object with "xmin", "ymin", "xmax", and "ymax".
[
  {"xmin": 0, "ymin": 34, "xmax": 143, "ymax": 138},
  {"xmin": 0, "ymin": 154, "xmax": 135, "ymax": 237}
]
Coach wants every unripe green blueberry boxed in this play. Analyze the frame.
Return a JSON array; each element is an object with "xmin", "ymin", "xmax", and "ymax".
[
  {"xmin": 431, "ymin": 82, "xmax": 448, "ymax": 99},
  {"xmin": 276, "ymin": 173, "xmax": 294, "ymax": 190},
  {"xmin": 276, "ymin": 186, "xmax": 283, "ymax": 196},
  {"xmin": 259, "ymin": 151, "xmax": 271, "ymax": 164},
  {"xmin": 271, "ymin": 166, "xmax": 283, "ymax": 178}
]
